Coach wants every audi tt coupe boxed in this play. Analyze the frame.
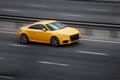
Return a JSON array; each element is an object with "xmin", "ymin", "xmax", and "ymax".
[{"xmin": 18, "ymin": 20, "xmax": 81, "ymax": 46}]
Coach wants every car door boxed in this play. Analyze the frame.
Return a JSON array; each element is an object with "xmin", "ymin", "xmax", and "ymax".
[
  {"xmin": 28, "ymin": 24, "xmax": 51, "ymax": 43},
  {"xmin": 27, "ymin": 24, "xmax": 40, "ymax": 41}
]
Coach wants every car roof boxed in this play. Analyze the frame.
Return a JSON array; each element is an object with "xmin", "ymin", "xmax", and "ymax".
[{"xmin": 34, "ymin": 20, "xmax": 57, "ymax": 25}]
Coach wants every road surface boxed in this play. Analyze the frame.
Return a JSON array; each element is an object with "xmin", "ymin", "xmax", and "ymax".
[{"xmin": 0, "ymin": 29, "xmax": 120, "ymax": 80}]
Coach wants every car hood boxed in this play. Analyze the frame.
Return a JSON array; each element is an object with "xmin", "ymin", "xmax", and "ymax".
[{"xmin": 53, "ymin": 27, "xmax": 79, "ymax": 35}]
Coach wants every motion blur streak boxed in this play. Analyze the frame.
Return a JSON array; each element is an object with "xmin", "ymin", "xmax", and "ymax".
[
  {"xmin": 76, "ymin": 51, "xmax": 109, "ymax": 56},
  {"xmin": 0, "ymin": 57, "xmax": 3, "ymax": 59},
  {"xmin": 0, "ymin": 0, "xmax": 120, "ymax": 24},
  {"xmin": 37, "ymin": 61, "xmax": 70, "ymax": 66},
  {"xmin": 0, "ymin": 29, "xmax": 120, "ymax": 80},
  {"xmin": 0, "ymin": 31, "xmax": 16, "ymax": 34},
  {"xmin": 82, "ymin": 39, "xmax": 120, "ymax": 44},
  {"xmin": 0, "ymin": 0, "xmax": 120, "ymax": 80},
  {"xmin": 0, "ymin": 76, "xmax": 15, "ymax": 79},
  {"xmin": 9, "ymin": 44, "xmax": 30, "ymax": 47}
]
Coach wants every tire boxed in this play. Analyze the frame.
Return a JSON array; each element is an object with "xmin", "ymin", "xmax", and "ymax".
[
  {"xmin": 20, "ymin": 34, "xmax": 29, "ymax": 44},
  {"xmin": 50, "ymin": 36, "xmax": 59, "ymax": 47}
]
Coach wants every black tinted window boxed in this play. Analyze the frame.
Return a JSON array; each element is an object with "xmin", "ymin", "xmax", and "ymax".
[{"xmin": 29, "ymin": 24, "xmax": 45, "ymax": 30}]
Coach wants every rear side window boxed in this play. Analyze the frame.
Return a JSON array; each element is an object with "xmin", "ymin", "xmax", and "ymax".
[{"xmin": 29, "ymin": 24, "xmax": 46, "ymax": 30}]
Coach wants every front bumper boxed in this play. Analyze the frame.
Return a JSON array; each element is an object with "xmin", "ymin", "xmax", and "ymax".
[{"xmin": 59, "ymin": 34, "xmax": 81, "ymax": 45}]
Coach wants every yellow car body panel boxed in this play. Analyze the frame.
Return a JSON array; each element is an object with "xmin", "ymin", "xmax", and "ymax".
[{"xmin": 18, "ymin": 20, "xmax": 81, "ymax": 45}]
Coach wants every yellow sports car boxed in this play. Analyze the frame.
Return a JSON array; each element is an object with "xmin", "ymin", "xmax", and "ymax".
[{"xmin": 18, "ymin": 20, "xmax": 81, "ymax": 46}]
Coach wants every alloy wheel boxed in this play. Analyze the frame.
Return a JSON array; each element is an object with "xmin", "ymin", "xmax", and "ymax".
[
  {"xmin": 51, "ymin": 37, "xmax": 59, "ymax": 47},
  {"xmin": 20, "ymin": 34, "xmax": 29, "ymax": 44}
]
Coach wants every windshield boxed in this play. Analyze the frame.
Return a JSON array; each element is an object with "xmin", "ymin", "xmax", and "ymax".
[{"xmin": 46, "ymin": 22, "xmax": 66, "ymax": 31}]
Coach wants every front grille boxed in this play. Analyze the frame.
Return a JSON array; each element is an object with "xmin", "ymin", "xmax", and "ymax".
[{"xmin": 70, "ymin": 34, "xmax": 79, "ymax": 41}]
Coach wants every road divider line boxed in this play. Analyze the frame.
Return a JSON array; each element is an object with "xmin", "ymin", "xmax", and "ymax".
[
  {"xmin": 37, "ymin": 61, "xmax": 70, "ymax": 67},
  {"xmin": 0, "ymin": 8, "xmax": 23, "ymax": 12},
  {"xmin": 0, "ymin": 76, "xmax": 15, "ymax": 79},
  {"xmin": 0, "ymin": 57, "xmax": 3, "ymax": 59},
  {"xmin": 87, "ymin": 8, "xmax": 109, "ymax": 12},
  {"xmin": 0, "ymin": 31, "xmax": 16, "ymax": 34},
  {"xmin": 82, "ymin": 39, "xmax": 120, "ymax": 44},
  {"xmin": 60, "ymin": 13, "xmax": 84, "ymax": 17},
  {"xmin": 27, "ymin": 4, "xmax": 48, "ymax": 8},
  {"xmin": 76, "ymin": 51, "xmax": 109, "ymax": 56},
  {"xmin": 9, "ymin": 44, "xmax": 30, "ymax": 47}
]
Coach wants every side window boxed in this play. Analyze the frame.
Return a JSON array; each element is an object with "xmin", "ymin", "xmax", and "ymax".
[
  {"xmin": 29, "ymin": 24, "xmax": 46, "ymax": 30},
  {"xmin": 46, "ymin": 24, "xmax": 55, "ymax": 31}
]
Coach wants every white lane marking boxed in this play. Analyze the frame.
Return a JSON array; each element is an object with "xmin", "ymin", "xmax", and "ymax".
[
  {"xmin": 0, "ymin": 57, "xmax": 3, "ymax": 59},
  {"xmin": 82, "ymin": 39, "xmax": 120, "ymax": 44},
  {"xmin": 0, "ymin": 31, "xmax": 16, "ymax": 34},
  {"xmin": 37, "ymin": 61, "xmax": 70, "ymax": 67},
  {"xmin": 77, "ymin": 51, "xmax": 109, "ymax": 56},
  {"xmin": 9, "ymin": 44, "xmax": 30, "ymax": 47},
  {"xmin": 0, "ymin": 8, "xmax": 23, "ymax": 12},
  {"xmin": 27, "ymin": 4, "xmax": 48, "ymax": 8},
  {"xmin": 60, "ymin": 13, "xmax": 84, "ymax": 17},
  {"xmin": 87, "ymin": 8, "xmax": 109, "ymax": 12},
  {"xmin": 0, "ymin": 76, "xmax": 15, "ymax": 79}
]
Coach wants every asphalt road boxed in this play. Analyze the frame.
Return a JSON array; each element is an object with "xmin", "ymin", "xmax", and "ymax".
[
  {"xmin": 0, "ymin": 0, "xmax": 120, "ymax": 24},
  {"xmin": 0, "ymin": 1, "xmax": 120, "ymax": 80},
  {"xmin": 0, "ymin": 30, "xmax": 120, "ymax": 80}
]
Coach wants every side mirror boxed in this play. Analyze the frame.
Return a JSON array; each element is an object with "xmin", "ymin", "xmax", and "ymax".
[{"xmin": 42, "ymin": 28, "xmax": 47, "ymax": 32}]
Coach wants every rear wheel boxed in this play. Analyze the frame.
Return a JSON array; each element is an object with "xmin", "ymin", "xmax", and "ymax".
[
  {"xmin": 20, "ymin": 34, "xmax": 29, "ymax": 44},
  {"xmin": 50, "ymin": 36, "xmax": 59, "ymax": 47}
]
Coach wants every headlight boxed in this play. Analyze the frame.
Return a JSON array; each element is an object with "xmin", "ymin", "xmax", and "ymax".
[{"xmin": 60, "ymin": 34, "xmax": 69, "ymax": 38}]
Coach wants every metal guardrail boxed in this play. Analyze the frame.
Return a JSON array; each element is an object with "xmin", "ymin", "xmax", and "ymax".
[{"xmin": 0, "ymin": 15, "xmax": 120, "ymax": 30}]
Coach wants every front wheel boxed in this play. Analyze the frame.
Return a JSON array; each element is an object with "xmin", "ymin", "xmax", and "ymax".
[
  {"xmin": 50, "ymin": 36, "xmax": 59, "ymax": 47},
  {"xmin": 19, "ymin": 34, "xmax": 29, "ymax": 44}
]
